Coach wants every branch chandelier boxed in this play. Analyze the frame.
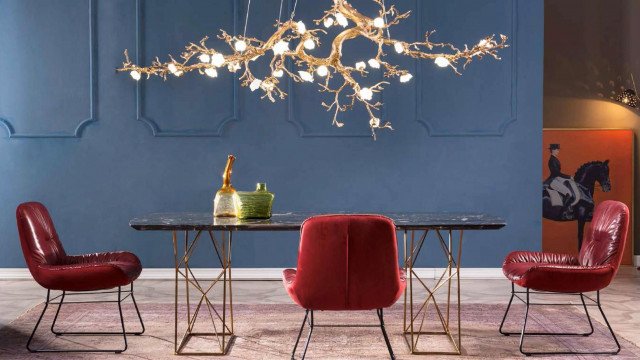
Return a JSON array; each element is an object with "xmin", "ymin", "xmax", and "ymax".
[{"xmin": 118, "ymin": 0, "xmax": 509, "ymax": 139}]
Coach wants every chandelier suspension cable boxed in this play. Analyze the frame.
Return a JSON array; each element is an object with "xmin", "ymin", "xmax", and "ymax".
[
  {"xmin": 632, "ymin": 73, "xmax": 638, "ymax": 95},
  {"xmin": 381, "ymin": 0, "xmax": 391, "ymax": 39},
  {"xmin": 243, "ymin": 0, "xmax": 252, "ymax": 37},
  {"xmin": 290, "ymin": 0, "xmax": 299, "ymax": 20},
  {"xmin": 278, "ymin": 0, "xmax": 284, "ymax": 22}
]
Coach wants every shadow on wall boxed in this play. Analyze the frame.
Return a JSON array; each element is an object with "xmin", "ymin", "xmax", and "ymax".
[{"xmin": 544, "ymin": 0, "xmax": 640, "ymax": 255}]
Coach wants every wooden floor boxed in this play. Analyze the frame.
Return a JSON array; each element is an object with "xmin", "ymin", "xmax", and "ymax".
[{"xmin": 2, "ymin": 267, "xmax": 639, "ymax": 348}]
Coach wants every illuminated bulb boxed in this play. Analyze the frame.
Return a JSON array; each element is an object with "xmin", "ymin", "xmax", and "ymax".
[
  {"xmin": 205, "ymin": 67, "xmax": 218, "ymax": 78},
  {"xmin": 373, "ymin": 17, "xmax": 385, "ymax": 28},
  {"xmin": 359, "ymin": 87, "xmax": 373, "ymax": 101},
  {"xmin": 296, "ymin": 21, "xmax": 306, "ymax": 34},
  {"xmin": 228, "ymin": 62, "xmax": 241, "ymax": 72},
  {"xmin": 355, "ymin": 61, "xmax": 366, "ymax": 71},
  {"xmin": 394, "ymin": 42, "xmax": 404, "ymax": 54},
  {"xmin": 298, "ymin": 71, "xmax": 314, "ymax": 82},
  {"xmin": 434, "ymin": 56, "xmax": 450, "ymax": 68},
  {"xmin": 272, "ymin": 69, "xmax": 284, "ymax": 78},
  {"xmin": 478, "ymin": 39, "xmax": 493, "ymax": 49},
  {"xmin": 335, "ymin": 12, "xmax": 348, "ymax": 27},
  {"xmin": 400, "ymin": 73, "xmax": 413, "ymax": 83},
  {"xmin": 303, "ymin": 39, "xmax": 316, "ymax": 50},
  {"xmin": 249, "ymin": 79, "xmax": 262, "ymax": 91},
  {"xmin": 622, "ymin": 97, "xmax": 630, "ymax": 104},
  {"xmin": 369, "ymin": 117, "xmax": 380, "ymax": 128},
  {"xmin": 272, "ymin": 40, "xmax": 289, "ymax": 56},
  {"xmin": 130, "ymin": 70, "xmax": 141, "ymax": 81},
  {"xmin": 211, "ymin": 53, "xmax": 225, "ymax": 67},
  {"xmin": 316, "ymin": 65, "xmax": 329, "ymax": 77},
  {"xmin": 174, "ymin": 70, "xmax": 183, "ymax": 77},
  {"xmin": 167, "ymin": 63, "xmax": 178, "ymax": 74},
  {"xmin": 368, "ymin": 59, "xmax": 380, "ymax": 69},
  {"xmin": 234, "ymin": 40, "xmax": 247, "ymax": 52},
  {"xmin": 323, "ymin": 17, "xmax": 334, "ymax": 28},
  {"xmin": 198, "ymin": 53, "xmax": 211, "ymax": 63}
]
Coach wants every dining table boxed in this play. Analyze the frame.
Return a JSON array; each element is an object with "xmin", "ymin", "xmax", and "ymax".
[{"xmin": 130, "ymin": 211, "xmax": 506, "ymax": 356}]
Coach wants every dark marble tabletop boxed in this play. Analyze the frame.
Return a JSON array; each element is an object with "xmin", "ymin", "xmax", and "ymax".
[{"xmin": 130, "ymin": 212, "xmax": 506, "ymax": 231}]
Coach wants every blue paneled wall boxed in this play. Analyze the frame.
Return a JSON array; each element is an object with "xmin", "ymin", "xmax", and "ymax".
[{"xmin": 0, "ymin": 0, "xmax": 543, "ymax": 268}]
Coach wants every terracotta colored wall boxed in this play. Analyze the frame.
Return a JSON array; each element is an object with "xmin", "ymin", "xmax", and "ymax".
[{"xmin": 544, "ymin": 0, "xmax": 640, "ymax": 258}]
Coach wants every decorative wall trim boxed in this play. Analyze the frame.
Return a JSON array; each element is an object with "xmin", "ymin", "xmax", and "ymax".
[
  {"xmin": 134, "ymin": 0, "xmax": 239, "ymax": 137},
  {"xmin": 415, "ymin": 0, "xmax": 518, "ymax": 137},
  {"xmin": 0, "ymin": 267, "xmax": 505, "ymax": 280},
  {"xmin": 0, "ymin": 0, "xmax": 97, "ymax": 139}
]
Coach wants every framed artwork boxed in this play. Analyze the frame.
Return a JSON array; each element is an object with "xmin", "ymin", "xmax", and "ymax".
[{"xmin": 542, "ymin": 129, "xmax": 634, "ymax": 265}]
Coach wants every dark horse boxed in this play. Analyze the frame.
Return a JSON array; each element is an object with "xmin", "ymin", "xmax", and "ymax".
[{"xmin": 543, "ymin": 160, "xmax": 611, "ymax": 249}]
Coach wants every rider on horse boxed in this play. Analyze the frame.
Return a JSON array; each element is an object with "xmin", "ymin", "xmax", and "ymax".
[{"xmin": 544, "ymin": 144, "xmax": 581, "ymax": 211}]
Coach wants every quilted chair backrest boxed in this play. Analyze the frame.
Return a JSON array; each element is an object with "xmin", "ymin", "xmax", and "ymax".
[
  {"xmin": 293, "ymin": 215, "xmax": 403, "ymax": 311},
  {"xmin": 579, "ymin": 200, "xmax": 629, "ymax": 271},
  {"xmin": 16, "ymin": 202, "xmax": 67, "ymax": 277}
]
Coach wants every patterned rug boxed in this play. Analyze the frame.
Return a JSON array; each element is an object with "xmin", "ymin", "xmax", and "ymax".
[{"xmin": 1, "ymin": 302, "xmax": 638, "ymax": 359}]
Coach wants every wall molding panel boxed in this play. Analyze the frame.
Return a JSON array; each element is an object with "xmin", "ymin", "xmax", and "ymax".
[
  {"xmin": 415, "ymin": 0, "xmax": 518, "ymax": 137},
  {"xmin": 134, "ymin": 0, "xmax": 239, "ymax": 137},
  {"xmin": 0, "ymin": 0, "xmax": 97, "ymax": 139}
]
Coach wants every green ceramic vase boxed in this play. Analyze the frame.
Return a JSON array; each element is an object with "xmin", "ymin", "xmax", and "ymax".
[{"xmin": 235, "ymin": 183, "xmax": 275, "ymax": 219}]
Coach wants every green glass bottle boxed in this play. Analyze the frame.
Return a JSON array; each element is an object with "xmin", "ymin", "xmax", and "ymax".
[{"xmin": 235, "ymin": 183, "xmax": 275, "ymax": 219}]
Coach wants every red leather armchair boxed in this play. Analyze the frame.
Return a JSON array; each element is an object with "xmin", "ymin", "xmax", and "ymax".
[
  {"xmin": 17, "ymin": 202, "xmax": 145, "ymax": 353},
  {"xmin": 499, "ymin": 200, "xmax": 629, "ymax": 355},
  {"xmin": 283, "ymin": 215, "xmax": 406, "ymax": 359}
]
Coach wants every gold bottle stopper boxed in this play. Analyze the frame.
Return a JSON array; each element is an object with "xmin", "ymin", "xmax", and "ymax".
[{"xmin": 213, "ymin": 155, "xmax": 238, "ymax": 217}]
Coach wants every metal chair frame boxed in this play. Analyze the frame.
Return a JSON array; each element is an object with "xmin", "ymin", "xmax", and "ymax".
[
  {"xmin": 290, "ymin": 308, "xmax": 395, "ymax": 360},
  {"xmin": 499, "ymin": 283, "xmax": 621, "ymax": 356},
  {"xmin": 27, "ymin": 283, "xmax": 145, "ymax": 353}
]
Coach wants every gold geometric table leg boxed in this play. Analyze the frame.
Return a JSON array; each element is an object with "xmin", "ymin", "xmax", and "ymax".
[
  {"xmin": 403, "ymin": 228, "xmax": 464, "ymax": 355},
  {"xmin": 172, "ymin": 229, "xmax": 235, "ymax": 356}
]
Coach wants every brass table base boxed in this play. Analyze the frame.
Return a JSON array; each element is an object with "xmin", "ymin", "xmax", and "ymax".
[
  {"xmin": 403, "ymin": 229, "xmax": 463, "ymax": 355},
  {"xmin": 172, "ymin": 230, "xmax": 235, "ymax": 356}
]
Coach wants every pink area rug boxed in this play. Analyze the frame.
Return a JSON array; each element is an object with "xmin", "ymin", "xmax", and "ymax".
[{"xmin": 1, "ymin": 302, "xmax": 638, "ymax": 359}]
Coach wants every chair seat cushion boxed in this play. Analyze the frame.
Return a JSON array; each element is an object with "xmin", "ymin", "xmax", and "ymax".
[
  {"xmin": 34, "ymin": 251, "xmax": 142, "ymax": 291},
  {"xmin": 282, "ymin": 268, "xmax": 406, "ymax": 310},
  {"xmin": 502, "ymin": 251, "xmax": 614, "ymax": 293}
]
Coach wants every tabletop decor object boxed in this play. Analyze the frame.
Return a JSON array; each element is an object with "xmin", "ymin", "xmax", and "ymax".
[
  {"xmin": 213, "ymin": 155, "xmax": 238, "ymax": 217},
  {"xmin": 117, "ymin": 0, "xmax": 508, "ymax": 139},
  {"xmin": 235, "ymin": 183, "xmax": 275, "ymax": 219}
]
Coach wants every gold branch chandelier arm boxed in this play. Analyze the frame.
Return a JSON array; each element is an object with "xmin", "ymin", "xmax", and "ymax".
[{"xmin": 117, "ymin": 0, "xmax": 509, "ymax": 139}]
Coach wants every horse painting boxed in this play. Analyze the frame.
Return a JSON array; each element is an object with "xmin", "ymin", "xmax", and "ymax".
[{"xmin": 543, "ymin": 160, "xmax": 611, "ymax": 249}]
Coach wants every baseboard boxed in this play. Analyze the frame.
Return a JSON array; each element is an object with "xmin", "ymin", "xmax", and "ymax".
[{"xmin": 0, "ymin": 268, "xmax": 505, "ymax": 280}]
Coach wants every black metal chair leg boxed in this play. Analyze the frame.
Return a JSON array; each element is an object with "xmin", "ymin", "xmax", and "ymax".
[
  {"xmin": 595, "ymin": 291, "xmax": 621, "ymax": 355},
  {"xmin": 515, "ymin": 289, "xmax": 622, "ymax": 356},
  {"xmin": 291, "ymin": 310, "xmax": 309, "ymax": 360},
  {"xmin": 499, "ymin": 283, "xmax": 516, "ymax": 336},
  {"xmin": 116, "ymin": 286, "xmax": 128, "ymax": 353},
  {"xmin": 518, "ymin": 288, "xmax": 531, "ymax": 356},
  {"xmin": 377, "ymin": 308, "xmax": 396, "ymax": 360},
  {"xmin": 26, "ymin": 290, "xmax": 51, "ymax": 352},
  {"xmin": 129, "ymin": 283, "xmax": 146, "ymax": 335},
  {"xmin": 51, "ymin": 283, "xmax": 145, "ymax": 336},
  {"xmin": 27, "ymin": 286, "xmax": 138, "ymax": 353},
  {"xmin": 579, "ymin": 293, "xmax": 594, "ymax": 336},
  {"xmin": 301, "ymin": 310, "xmax": 314, "ymax": 359}
]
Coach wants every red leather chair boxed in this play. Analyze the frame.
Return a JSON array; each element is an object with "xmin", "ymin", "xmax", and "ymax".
[
  {"xmin": 16, "ymin": 202, "xmax": 145, "ymax": 353},
  {"xmin": 499, "ymin": 200, "xmax": 629, "ymax": 355},
  {"xmin": 282, "ymin": 215, "xmax": 406, "ymax": 359}
]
